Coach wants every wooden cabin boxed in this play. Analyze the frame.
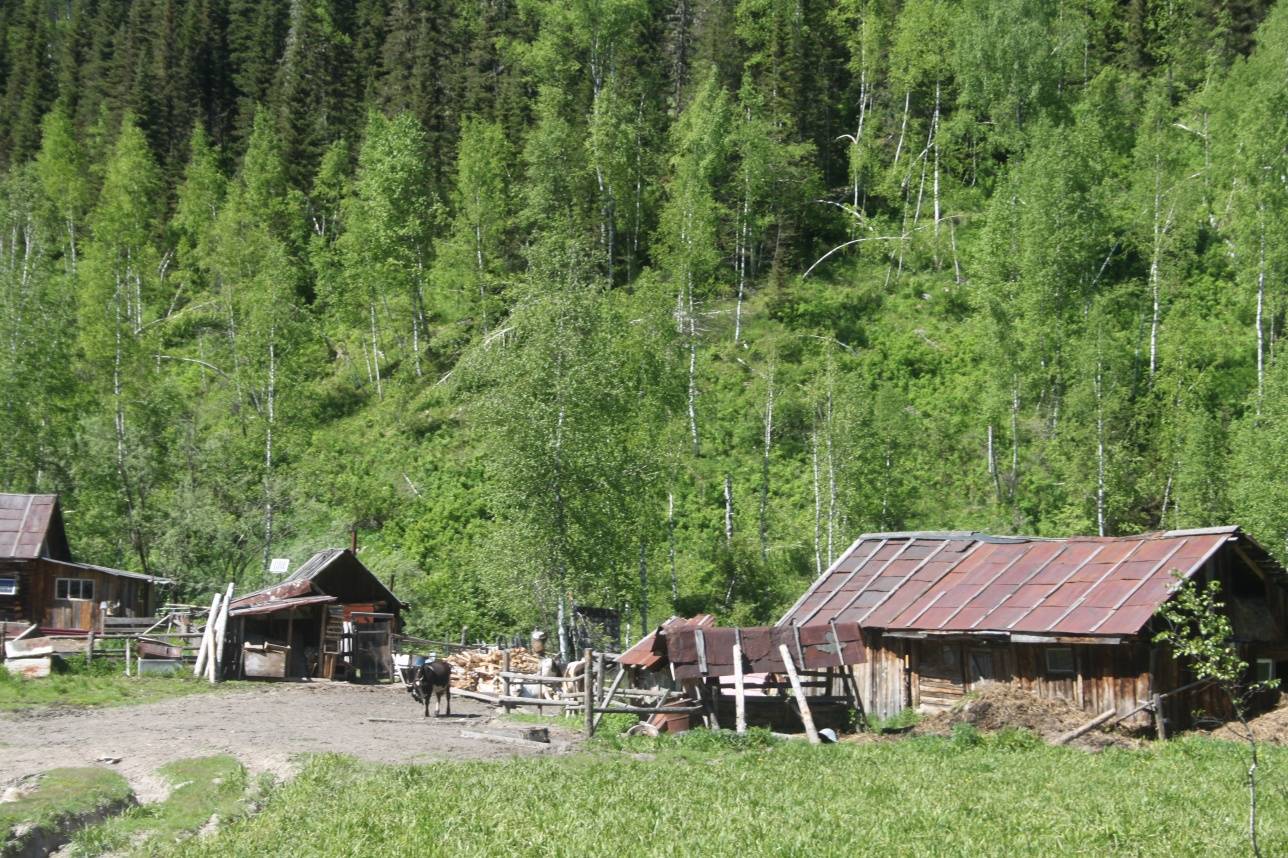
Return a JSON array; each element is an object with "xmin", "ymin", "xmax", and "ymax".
[
  {"xmin": 226, "ymin": 548, "xmax": 403, "ymax": 681},
  {"xmin": 778, "ymin": 527, "xmax": 1288, "ymax": 731},
  {"xmin": 0, "ymin": 493, "xmax": 169, "ymax": 633}
]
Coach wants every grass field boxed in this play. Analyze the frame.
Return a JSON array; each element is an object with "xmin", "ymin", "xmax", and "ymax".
[
  {"xmin": 0, "ymin": 659, "xmax": 250, "ymax": 711},
  {"xmin": 69, "ymin": 756, "xmax": 261, "ymax": 857},
  {"xmin": 0, "ymin": 767, "xmax": 132, "ymax": 835},
  {"xmin": 180, "ymin": 730, "xmax": 1288, "ymax": 857}
]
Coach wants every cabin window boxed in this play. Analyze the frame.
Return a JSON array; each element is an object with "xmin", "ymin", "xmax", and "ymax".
[
  {"xmin": 1045, "ymin": 647, "xmax": 1075, "ymax": 676},
  {"xmin": 1255, "ymin": 659, "xmax": 1276, "ymax": 684},
  {"xmin": 55, "ymin": 578, "xmax": 94, "ymax": 601},
  {"xmin": 0, "ymin": 577, "xmax": 16, "ymax": 596}
]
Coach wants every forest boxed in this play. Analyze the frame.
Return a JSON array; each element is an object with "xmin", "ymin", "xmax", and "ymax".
[{"xmin": 1, "ymin": 0, "xmax": 1286, "ymax": 642}]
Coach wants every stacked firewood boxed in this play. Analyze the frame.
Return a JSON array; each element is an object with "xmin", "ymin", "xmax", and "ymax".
[{"xmin": 445, "ymin": 647, "xmax": 543, "ymax": 691}]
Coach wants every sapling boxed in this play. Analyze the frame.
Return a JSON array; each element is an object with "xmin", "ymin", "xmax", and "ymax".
[{"xmin": 1153, "ymin": 575, "xmax": 1279, "ymax": 857}]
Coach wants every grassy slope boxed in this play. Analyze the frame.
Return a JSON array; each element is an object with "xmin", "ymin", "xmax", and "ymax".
[
  {"xmin": 69, "ymin": 756, "xmax": 255, "ymax": 857},
  {"xmin": 0, "ymin": 768, "xmax": 132, "ymax": 835},
  {"xmin": 185, "ymin": 734, "xmax": 1287, "ymax": 857}
]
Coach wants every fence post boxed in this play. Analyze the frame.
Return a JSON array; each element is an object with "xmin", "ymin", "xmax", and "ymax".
[
  {"xmin": 583, "ymin": 648, "xmax": 595, "ymax": 736},
  {"xmin": 733, "ymin": 641, "xmax": 746, "ymax": 734},
  {"xmin": 124, "ymin": 638, "xmax": 132, "ymax": 677},
  {"xmin": 86, "ymin": 630, "xmax": 94, "ymax": 664},
  {"xmin": 501, "ymin": 649, "xmax": 512, "ymax": 716}
]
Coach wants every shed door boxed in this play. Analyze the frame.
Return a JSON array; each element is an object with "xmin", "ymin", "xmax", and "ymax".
[{"xmin": 967, "ymin": 649, "xmax": 995, "ymax": 686}]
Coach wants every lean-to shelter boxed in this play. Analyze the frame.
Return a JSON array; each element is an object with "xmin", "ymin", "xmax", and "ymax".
[
  {"xmin": 226, "ymin": 548, "xmax": 403, "ymax": 681},
  {"xmin": 778, "ymin": 527, "xmax": 1288, "ymax": 729}
]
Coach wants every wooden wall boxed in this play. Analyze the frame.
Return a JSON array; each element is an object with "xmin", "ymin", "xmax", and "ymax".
[
  {"xmin": 854, "ymin": 635, "xmax": 1159, "ymax": 725},
  {"xmin": 6, "ymin": 560, "xmax": 154, "ymax": 631}
]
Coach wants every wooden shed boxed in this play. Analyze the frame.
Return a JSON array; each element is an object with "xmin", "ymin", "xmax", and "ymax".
[
  {"xmin": 778, "ymin": 527, "xmax": 1288, "ymax": 730},
  {"xmin": 226, "ymin": 548, "xmax": 404, "ymax": 681},
  {"xmin": 0, "ymin": 493, "xmax": 170, "ymax": 633}
]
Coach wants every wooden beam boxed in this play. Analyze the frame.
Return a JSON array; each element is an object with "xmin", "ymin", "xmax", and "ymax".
[
  {"xmin": 1055, "ymin": 709, "xmax": 1116, "ymax": 745},
  {"xmin": 779, "ymin": 643, "xmax": 820, "ymax": 744}
]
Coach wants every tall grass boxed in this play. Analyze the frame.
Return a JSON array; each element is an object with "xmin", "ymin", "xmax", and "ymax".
[{"xmin": 184, "ymin": 733, "xmax": 1287, "ymax": 857}]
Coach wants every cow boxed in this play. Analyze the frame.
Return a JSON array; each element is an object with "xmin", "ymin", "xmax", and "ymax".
[{"xmin": 408, "ymin": 659, "xmax": 452, "ymax": 717}]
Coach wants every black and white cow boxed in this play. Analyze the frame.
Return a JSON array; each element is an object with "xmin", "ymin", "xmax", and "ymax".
[{"xmin": 408, "ymin": 659, "xmax": 452, "ymax": 717}]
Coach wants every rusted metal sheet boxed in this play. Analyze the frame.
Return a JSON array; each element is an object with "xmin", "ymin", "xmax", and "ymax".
[
  {"xmin": 618, "ymin": 615, "xmax": 715, "ymax": 670},
  {"xmin": 229, "ymin": 594, "xmax": 336, "ymax": 617},
  {"xmin": 668, "ymin": 622, "xmax": 865, "ymax": 680},
  {"xmin": 779, "ymin": 528, "xmax": 1254, "ymax": 639}
]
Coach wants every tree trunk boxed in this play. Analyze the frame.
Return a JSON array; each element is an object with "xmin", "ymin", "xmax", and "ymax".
[
  {"xmin": 262, "ymin": 333, "xmax": 277, "ymax": 574},
  {"xmin": 759, "ymin": 368, "xmax": 775, "ymax": 562}
]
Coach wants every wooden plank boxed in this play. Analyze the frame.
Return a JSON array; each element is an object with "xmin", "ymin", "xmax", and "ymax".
[{"xmin": 779, "ymin": 643, "xmax": 820, "ymax": 744}]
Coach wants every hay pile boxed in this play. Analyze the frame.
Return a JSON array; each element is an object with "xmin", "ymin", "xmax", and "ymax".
[
  {"xmin": 1205, "ymin": 698, "xmax": 1288, "ymax": 745},
  {"xmin": 913, "ymin": 683, "xmax": 1136, "ymax": 749},
  {"xmin": 444, "ymin": 647, "xmax": 543, "ymax": 691}
]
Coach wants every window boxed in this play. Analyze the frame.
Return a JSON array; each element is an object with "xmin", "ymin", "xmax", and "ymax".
[
  {"xmin": 0, "ymin": 577, "xmax": 16, "ymax": 596},
  {"xmin": 1045, "ymin": 647, "xmax": 1075, "ymax": 676},
  {"xmin": 1255, "ymin": 659, "xmax": 1276, "ymax": 684},
  {"xmin": 55, "ymin": 578, "xmax": 94, "ymax": 601}
]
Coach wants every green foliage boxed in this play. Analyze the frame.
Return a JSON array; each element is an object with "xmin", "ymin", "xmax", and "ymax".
[
  {"xmin": 69, "ymin": 756, "xmax": 252, "ymax": 857},
  {"xmin": 3, "ymin": 0, "xmax": 1288, "ymax": 643}
]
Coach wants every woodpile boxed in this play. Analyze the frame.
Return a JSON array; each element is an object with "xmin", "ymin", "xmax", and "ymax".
[{"xmin": 445, "ymin": 647, "xmax": 542, "ymax": 691}]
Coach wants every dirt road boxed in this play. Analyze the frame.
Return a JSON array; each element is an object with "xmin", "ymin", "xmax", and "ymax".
[{"xmin": 0, "ymin": 683, "xmax": 579, "ymax": 801}]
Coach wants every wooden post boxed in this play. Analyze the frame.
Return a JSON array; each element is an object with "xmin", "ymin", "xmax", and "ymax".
[
  {"xmin": 193, "ymin": 592, "xmax": 221, "ymax": 677},
  {"xmin": 1152, "ymin": 693, "xmax": 1167, "ymax": 740},
  {"xmin": 583, "ymin": 648, "xmax": 595, "ymax": 736},
  {"xmin": 124, "ymin": 637, "xmax": 132, "ymax": 677},
  {"xmin": 779, "ymin": 643, "xmax": 820, "ymax": 744},
  {"xmin": 501, "ymin": 650, "xmax": 512, "ymax": 715},
  {"xmin": 214, "ymin": 583, "xmax": 234, "ymax": 680},
  {"xmin": 733, "ymin": 641, "xmax": 747, "ymax": 734},
  {"xmin": 85, "ymin": 630, "xmax": 94, "ymax": 664}
]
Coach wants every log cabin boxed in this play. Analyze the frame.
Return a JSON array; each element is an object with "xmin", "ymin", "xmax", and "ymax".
[
  {"xmin": 0, "ymin": 493, "xmax": 170, "ymax": 633},
  {"xmin": 778, "ymin": 527, "xmax": 1288, "ymax": 731}
]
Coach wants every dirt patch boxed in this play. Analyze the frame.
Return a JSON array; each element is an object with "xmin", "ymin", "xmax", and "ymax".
[
  {"xmin": 911, "ymin": 683, "xmax": 1139, "ymax": 750},
  {"xmin": 0, "ymin": 682, "xmax": 581, "ymax": 802},
  {"xmin": 1204, "ymin": 698, "xmax": 1288, "ymax": 745}
]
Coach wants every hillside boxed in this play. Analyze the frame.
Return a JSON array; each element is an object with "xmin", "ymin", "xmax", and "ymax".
[{"xmin": 1, "ymin": 0, "xmax": 1287, "ymax": 641}]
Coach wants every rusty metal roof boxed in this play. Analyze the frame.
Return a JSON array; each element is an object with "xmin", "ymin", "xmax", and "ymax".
[
  {"xmin": 619, "ymin": 615, "xmax": 716, "ymax": 670},
  {"xmin": 779, "ymin": 527, "xmax": 1266, "ymax": 638},
  {"xmin": 229, "ymin": 594, "xmax": 337, "ymax": 617},
  {"xmin": 230, "ymin": 548, "xmax": 402, "ymax": 612},
  {"xmin": 0, "ymin": 493, "xmax": 68, "ymax": 560}
]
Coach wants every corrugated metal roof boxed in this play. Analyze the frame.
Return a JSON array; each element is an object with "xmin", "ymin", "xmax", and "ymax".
[
  {"xmin": 0, "ymin": 493, "xmax": 60, "ymax": 559},
  {"xmin": 779, "ymin": 528, "xmax": 1260, "ymax": 638}
]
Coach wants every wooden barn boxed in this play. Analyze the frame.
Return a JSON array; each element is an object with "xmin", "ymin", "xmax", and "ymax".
[
  {"xmin": 778, "ymin": 527, "xmax": 1288, "ymax": 731},
  {"xmin": 226, "ymin": 548, "xmax": 404, "ymax": 681},
  {"xmin": 0, "ymin": 493, "xmax": 170, "ymax": 633}
]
